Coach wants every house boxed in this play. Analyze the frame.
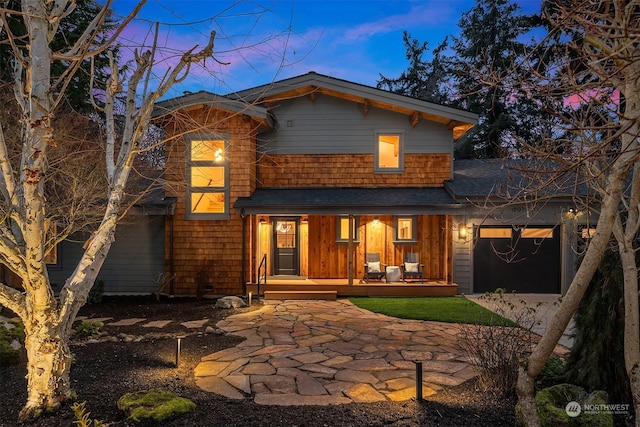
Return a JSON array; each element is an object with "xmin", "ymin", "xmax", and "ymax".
[{"xmin": 49, "ymin": 72, "xmax": 589, "ymax": 297}]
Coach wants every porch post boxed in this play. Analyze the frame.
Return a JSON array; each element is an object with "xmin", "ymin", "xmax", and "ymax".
[{"xmin": 348, "ymin": 214, "xmax": 354, "ymax": 285}]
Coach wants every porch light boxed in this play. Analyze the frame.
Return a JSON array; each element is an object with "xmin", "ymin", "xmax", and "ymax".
[
  {"xmin": 373, "ymin": 217, "xmax": 380, "ymax": 223},
  {"xmin": 458, "ymin": 223, "xmax": 468, "ymax": 239},
  {"xmin": 259, "ymin": 217, "xmax": 267, "ymax": 224}
]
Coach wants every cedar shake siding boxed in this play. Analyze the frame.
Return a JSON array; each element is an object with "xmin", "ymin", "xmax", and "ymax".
[
  {"xmin": 257, "ymin": 153, "xmax": 451, "ymax": 188},
  {"xmin": 162, "ymin": 107, "xmax": 261, "ymax": 296}
]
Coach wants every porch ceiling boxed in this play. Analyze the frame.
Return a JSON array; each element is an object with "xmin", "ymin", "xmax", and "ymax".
[{"xmin": 233, "ymin": 187, "xmax": 463, "ymax": 215}]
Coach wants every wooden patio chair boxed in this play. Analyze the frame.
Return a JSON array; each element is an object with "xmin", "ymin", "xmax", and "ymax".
[
  {"xmin": 363, "ymin": 253, "xmax": 386, "ymax": 283},
  {"xmin": 401, "ymin": 253, "xmax": 424, "ymax": 283}
]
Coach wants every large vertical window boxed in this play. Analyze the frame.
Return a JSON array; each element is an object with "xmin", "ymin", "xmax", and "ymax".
[
  {"xmin": 187, "ymin": 137, "xmax": 229, "ymax": 219},
  {"xmin": 374, "ymin": 131, "xmax": 404, "ymax": 173}
]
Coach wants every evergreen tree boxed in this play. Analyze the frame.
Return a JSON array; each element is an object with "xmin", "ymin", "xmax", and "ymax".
[
  {"xmin": 451, "ymin": 0, "xmax": 544, "ymax": 158},
  {"xmin": 564, "ymin": 247, "xmax": 631, "ymax": 407},
  {"xmin": 377, "ymin": 31, "xmax": 452, "ymax": 105}
]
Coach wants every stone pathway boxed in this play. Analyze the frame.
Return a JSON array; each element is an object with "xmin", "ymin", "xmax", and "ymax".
[{"xmin": 194, "ymin": 299, "xmax": 478, "ymax": 405}]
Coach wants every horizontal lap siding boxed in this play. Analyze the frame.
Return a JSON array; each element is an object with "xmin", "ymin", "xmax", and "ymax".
[
  {"xmin": 164, "ymin": 109, "xmax": 258, "ymax": 296},
  {"xmin": 258, "ymin": 153, "xmax": 451, "ymax": 187},
  {"xmin": 261, "ymin": 95, "xmax": 453, "ymax": 154}
]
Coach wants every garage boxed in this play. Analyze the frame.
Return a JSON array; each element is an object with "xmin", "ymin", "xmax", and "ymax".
[{"xmin": 473, "ymin": 225, "xmax": 560, "ymax": 294}]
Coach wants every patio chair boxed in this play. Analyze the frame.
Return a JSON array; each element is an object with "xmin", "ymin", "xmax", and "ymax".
[
  {"xmin": 401, "ymin": 253, "xmax": 424, "ymax": 283},
  {"xmin": 363, "ymin": 253, "xmax": 386, "ymax": 283}
]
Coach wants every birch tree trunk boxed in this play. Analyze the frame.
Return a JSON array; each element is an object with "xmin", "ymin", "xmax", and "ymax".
[{"xmin": 0, "ymin": 0, "xmax": 216, "ymax": 420}]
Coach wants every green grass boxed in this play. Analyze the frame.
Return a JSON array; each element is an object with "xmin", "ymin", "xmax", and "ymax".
[{"xmin": 348, "ymin": 296, "xmax": 514, "ymax": 326}]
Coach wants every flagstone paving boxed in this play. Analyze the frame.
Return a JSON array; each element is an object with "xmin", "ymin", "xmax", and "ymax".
[{"xmin": 194, "ymin": 299, "xmax": 478, "ymax": 405}]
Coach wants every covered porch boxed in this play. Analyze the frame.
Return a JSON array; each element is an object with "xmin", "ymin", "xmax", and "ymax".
[{"xmin": 235, "ymin": 187, "xmax": 465, "ymax": 299}]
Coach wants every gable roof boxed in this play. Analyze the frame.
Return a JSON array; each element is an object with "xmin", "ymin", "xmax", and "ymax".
[
  {"xmin": 152, "ymin": 90, "xmax": 274, "ymax": 129},
  {"xmin": 228, "ymin": 72, "xmax": 478, "ymax": 139}
]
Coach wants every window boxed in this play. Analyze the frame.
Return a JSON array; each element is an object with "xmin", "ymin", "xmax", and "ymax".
[
  {"xmin": 336, "ymin": 216, "xmax": 359, "ymax": 243},
  {"xmin": 394, "ymin": 216, "xmax": 417, "ymax": 243},
  {"xmin": 187, "ymin": 137, "xmax": 229, "ymax": 219},
  {"xmin": 374, "ymin": 131, "xmax": 403, "ymax": 173},
  {"xmin": 479, "ymin": 228, "xmax": 512, "ymax": 238}
]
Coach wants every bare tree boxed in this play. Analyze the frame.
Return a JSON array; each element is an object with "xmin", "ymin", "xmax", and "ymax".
[
  {"xmin": 494, "ymin": 1, "xmax": 640, "ymax": 425},
  {"xmin": 0, "ymin": 0, "xmax": 216, "ymax": 419}
]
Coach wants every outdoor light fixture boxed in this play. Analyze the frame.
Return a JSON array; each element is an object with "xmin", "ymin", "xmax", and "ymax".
[
  {"xmin": 259, "ymin": 217, "xmax": 267, "ymax": 224},
  {"xmin": 458, "ymin": 223, "xmax": 468, "ymax": 239},
  {"xmin": 175, "ymin": 335, "xmax": 185, "ymax": 368},
  {"xmin": 373, "ymin": 216, "xmax": 380, "ymax": 223}
]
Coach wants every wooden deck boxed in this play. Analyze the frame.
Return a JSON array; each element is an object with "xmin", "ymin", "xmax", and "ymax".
[{"xmin": 246, "ymin": 277, "xmax": 457, "ymax": 298}]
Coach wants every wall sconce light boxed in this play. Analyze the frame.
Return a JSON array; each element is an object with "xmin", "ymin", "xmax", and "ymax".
[
  {"xmin": 301, "ymin": 216, "xmax": 308, "ymax": 223},
  {"xmin": 373, "ymin": 216, "xmax": 380, "ymax": 224},
  {"xmin": 259, "ymin": 216, "xmax": 267, "ymax": 224},
  {"xmin": 458, "ymin": 223, "xmax": 468, "ymax": 239}
]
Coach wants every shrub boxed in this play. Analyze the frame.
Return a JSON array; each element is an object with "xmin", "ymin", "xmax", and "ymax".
[
  {"xmin": 117, "ymin": 389, "xmax": 196, "ymax": 422},
  {"xmin": 74, "ymin": 320, "xmax": 103, "ymax": 337},
  {"xmin": 515, "ymin": 383, "xmax": 612, "ymax": 427},
  {"xmin": 459, "ymin": 289, "xmax": 541, "ymax": 396}
]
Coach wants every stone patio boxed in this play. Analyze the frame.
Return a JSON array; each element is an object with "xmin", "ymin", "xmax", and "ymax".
[{"xmin": 194, "ymin": 299, "xmax": 479, "ymax": 405}]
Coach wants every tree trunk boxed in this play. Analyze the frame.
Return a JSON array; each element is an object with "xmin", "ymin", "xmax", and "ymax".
[
  {"xmin": 516, "ymin": 166, "xmax": 629, "ymax": 426},
  {"xmin": 619, "ymin": 244, "xmax": 640, "ymax": 425},
  {"xmin": 19, "ymin": 309, "xmax": 73, "ymax": 421}
]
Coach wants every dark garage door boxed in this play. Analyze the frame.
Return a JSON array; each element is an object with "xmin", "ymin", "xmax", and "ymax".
[{"xmin": 474, "ymin": 226, "xmax": 560, "ymax": 294}]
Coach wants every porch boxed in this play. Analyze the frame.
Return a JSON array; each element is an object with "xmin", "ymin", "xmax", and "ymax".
[{"xmin": 246, "ymin": 277, "xmax": 457, "ymax": 300}]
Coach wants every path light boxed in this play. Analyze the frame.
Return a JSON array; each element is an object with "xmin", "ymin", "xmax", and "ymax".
[
  {"xmin": 175, "ymin": 335, "xmax": 186, "ymax": 368},
  {"xmin": 414, "ymin": 360, "xmax": 423, "ymax": 401},
  {"xmin": 248, "ymin": 292, "xmax": 252, "ymax": 306}
]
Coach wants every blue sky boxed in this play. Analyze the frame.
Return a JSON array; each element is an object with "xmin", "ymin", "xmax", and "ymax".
[{"xmin": 111, "ymin": 0, "xmax": 542, "ymax": 97}]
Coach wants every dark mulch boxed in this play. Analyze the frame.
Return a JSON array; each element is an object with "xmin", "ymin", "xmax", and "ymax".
[{"xmin": 0, "ymin": 296, "xmax": 516, "ymax": 426}]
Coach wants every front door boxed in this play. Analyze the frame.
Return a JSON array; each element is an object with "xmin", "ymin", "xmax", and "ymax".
[{"xmin": 272, "ymin": 218, "xmax": 299, "ymax": 276}]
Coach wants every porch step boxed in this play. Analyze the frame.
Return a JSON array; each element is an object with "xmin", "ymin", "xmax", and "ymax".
[{"xmin": 263, "ymin": 290, "xmax": 337, "ymax": 301}]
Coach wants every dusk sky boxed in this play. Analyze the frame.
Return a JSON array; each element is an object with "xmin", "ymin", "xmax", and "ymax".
[{"xmin": 111, "ymin": 0, "xmax": 543, "ymax": 98}]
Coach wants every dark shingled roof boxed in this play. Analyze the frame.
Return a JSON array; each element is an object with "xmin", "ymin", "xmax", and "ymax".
[
  {"xmin": 446, "ymin": 159, "xmax": 586, "ymax": 201},
  {"xmin": 233, "ymin": 187, "xmax": 462, "ymax": 215}
]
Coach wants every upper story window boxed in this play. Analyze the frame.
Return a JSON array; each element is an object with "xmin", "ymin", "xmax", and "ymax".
[
  {"xmin": 394, "ymin": 216, "xmax": 417, "ymax": 243},
  {"xmin": 187, "ymin": 136, "xmax": 229, "ymax": 219},
  {"xmin": 336, "ymin": 216, "xmax": 360, "ymax": 243},
  {"xmin": 374, "ymin": 131, "xmax": 404, "ymax": 173}
]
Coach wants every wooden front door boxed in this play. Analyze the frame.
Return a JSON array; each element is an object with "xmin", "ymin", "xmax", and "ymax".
[{"xmin": 272, "ymin": 218, "xmax": 300, "ymax": 276}]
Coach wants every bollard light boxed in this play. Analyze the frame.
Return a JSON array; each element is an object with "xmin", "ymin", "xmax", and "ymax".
[
  {"xmin": 414, "ymin": 360, "xmax": 423, "ymax": 401},
  {"xmin": 248, "ymin": 292, "xmax": 252, "ymax": 306},
  {"xmin": 175, "ymin": 335, "xmax": 186, "ymax": 368}
]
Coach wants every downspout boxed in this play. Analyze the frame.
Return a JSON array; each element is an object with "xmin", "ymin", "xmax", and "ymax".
[
  {"xmin": 169, "ymin": 213, "xmax": 175, "ymax": 296},
  {"xmin": 241, "ymin": 209, "xmax": 247, "ymax": 295}
]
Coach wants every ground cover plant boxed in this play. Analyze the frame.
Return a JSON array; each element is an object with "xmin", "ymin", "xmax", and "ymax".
[{"xmin": 348, "ymin": 296, "xmax": 514, "ymax": 326}]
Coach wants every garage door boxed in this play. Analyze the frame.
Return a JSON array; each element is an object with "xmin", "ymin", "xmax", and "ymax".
[{"xmin": 474, "ymin": 226, "xmax": 560, "ymax": 294}]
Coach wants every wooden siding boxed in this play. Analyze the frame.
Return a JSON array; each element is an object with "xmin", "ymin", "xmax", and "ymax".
[
  {"xmin": 163, "ymin": 108, "xmax": 260, "ymax": 296},
  {"xmin": 259, "ymin": 95, "xmax": 453, "ymax": 154},
  {"xmin": 258, "ymin": 214, "xmax": 453, "ymax": 282},
  {"xmin": 48, "ymin": 218, "xmax": 165, "ymax": 294},
  {"xmin": 258, "ymin": 153, "xmax": 451, "ymax": 188}
]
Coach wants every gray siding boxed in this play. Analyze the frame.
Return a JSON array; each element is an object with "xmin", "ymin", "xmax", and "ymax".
[
  {"xmin": 260, "ymin": 95, "xmax": 452, "ymax": 154},
  {"xmin": 48, "ymin": 216, "xmax": 165, "ymax": 295}
]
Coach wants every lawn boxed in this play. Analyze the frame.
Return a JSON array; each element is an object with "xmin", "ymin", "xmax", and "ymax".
[{"xmin": 348, "ymin": 296, "xmax": 514, "ymax": 326}]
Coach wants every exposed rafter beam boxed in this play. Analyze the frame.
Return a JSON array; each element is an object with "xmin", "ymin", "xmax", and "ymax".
[{"xmin": 410, "ymin": 111, "xmax": 419, "ymax": 128}]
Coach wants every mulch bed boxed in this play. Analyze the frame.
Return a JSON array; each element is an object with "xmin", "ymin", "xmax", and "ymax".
[{"xmin": 0, "ymin": 296, "xmax": 516, "ymax": 426}]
